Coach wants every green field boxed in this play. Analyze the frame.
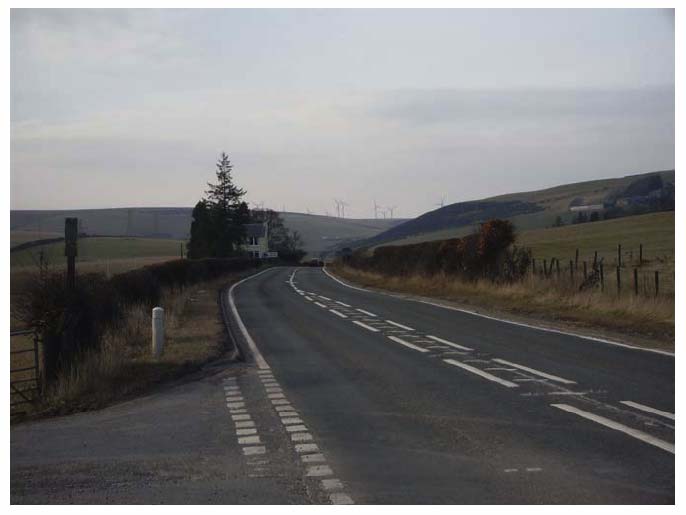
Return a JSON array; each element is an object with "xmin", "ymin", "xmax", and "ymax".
[{"xmin": 11, "ymin": 236, "xmax": 184, "ymax": 268}]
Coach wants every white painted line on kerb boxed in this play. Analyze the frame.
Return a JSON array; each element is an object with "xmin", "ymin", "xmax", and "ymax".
[
  {"xmin": 426, "ymin": 335, "xmax": 473, "ymax": 351},
  {"xmin": 322, "ymin": 265, "xmax": 674, "ymax": 357},
  {"xmin": 353, "ymin": 320, "xmax": 380, "ymax": 333},
  {"xmin": 620, "ymin": 401, "xmax": 675, "ymax": 421},
  {"xmin": 356, "ymin": 308, "xmax": 377, "ymax": 317},
  {"xmin": 314, "ymin": 302, "xmax": 327, "ymax": 309},
  {"xmin": 385, "ymin": 320, "xmax": 415, "ymax": 331},
  {"xmin": 228, "ymin": 268, "xmax": 273, "ymax": 370},
  {"xmin": 444, "ymin": 359, "xmax": 519, "ymax": 388},
  {"xmin": 492, "ymin": 358, "xmax": 576, "ymax": 385},
  {"xmin": 329, "ymin": 309, "xmax": 348, "ymax": 319},
  {"xmin": 551, "ymin": 403, "xmax": 674, "ymax": 454},
  {"xmin": 388, "ymin": 335, "xmax": 429, "ymax": 353},
  {"xmin": 336, "ymin": 301, "xmax": 351, "ymax": 307}
]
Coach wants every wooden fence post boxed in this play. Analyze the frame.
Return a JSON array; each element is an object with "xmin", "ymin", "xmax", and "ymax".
[
  {"xmin": 600, "ymin": 262, "xmax": 604, "ymax": 292},
  {"xmin": 616, "ymin": 266, "xmax": 621, "ymax": 295},
  {"xmin": 543, "ymin": 259, "xmax": 548, "ymax": 278},
  {"xmin": 593, "ymin": 251, "xmax": 598, "ymax": 267},
  {"xmin": 639, "ymin": 244, "xmax": 643, "ymax": 265},
  {"xmin": 556, "ymin": 259, "xmax": 560, "ymax": 278},
  {"xmin": 569, "ymin": 260, "xmax": 574, "ymax": 284},
  {"xmin": 634, "ymin": 268, "xmax": 638, "ymax": 296},
  {"xmin": 655, "ymin": 270, "xmax": 659, "ymax": 296},
  {"xmin": 617, "ymin": 244, "xmax": 622, "ymax": 267},
  {"xmin": 575, "ymin": 248, "xmax": 579, "ymax": 270},
  {"xmin": 532, "ymin": 258, "xmax": 536, "ymax": 275},
  {"xmin": 583, "ymin": 261, "xmax": 587, "ymax": 280}
]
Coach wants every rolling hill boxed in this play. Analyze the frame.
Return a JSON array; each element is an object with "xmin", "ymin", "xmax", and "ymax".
[
  {"xmin": 10, "ymin": 208, "xmax": 405, "ymax": 257},
  {"xmin": 355, "ymin": 169, "xmax": 674, "ymax": 249}
]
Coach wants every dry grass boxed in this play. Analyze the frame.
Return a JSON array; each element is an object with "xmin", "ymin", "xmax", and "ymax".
[
  {"xmin": 28, "ymin": 275, "xmax": 237, "ymax": 417},
  {"xmin": 332, "ymin": 264, "xmax": 674, "ymax": 350}
]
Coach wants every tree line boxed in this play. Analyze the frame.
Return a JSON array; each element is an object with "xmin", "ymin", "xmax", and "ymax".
[{"xmin": 188, "ymin": 152, "xmax": 305, "ymax": 262}]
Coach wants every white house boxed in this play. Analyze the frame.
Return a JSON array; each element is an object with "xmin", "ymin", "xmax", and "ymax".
[{"xmin": 242, "ymin": 222, "xmax": 272, "ymax": 258}]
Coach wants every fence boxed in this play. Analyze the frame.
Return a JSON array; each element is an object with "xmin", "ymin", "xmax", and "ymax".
[
  {"xmin": 10, "ymin": 328, "xmax": 42, "ymax": 416},
  {"xmin": 529, "ymin": 243, "xmax": 669, "ymax": 297}
]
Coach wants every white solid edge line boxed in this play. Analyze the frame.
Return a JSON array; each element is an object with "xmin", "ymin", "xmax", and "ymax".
[
  {"xmin": 444, "ymin": 358, "xmax": 519, "ymax": 388},
  {"xmin": 426, "ymin": 335, "xmax": 473, "ymax": 351},
  {"xmin": 321, "ymin": 266, "xmax": 673, "ymax": 357},
  {"xmin": 329, "ymin": 309, "xmax": 348, "ymax": 319},
  {"xmin": 620, "ymin": 401, "xmax": 675, "ymax": 421},
  {"xmin": 228, "ymin": 268, "xmax": 275, "ymax": 370},
  {"xmin": 352, "ymin": 320, "xmax": 380, "ymax": 332},
  {"xmin": 388, "ymin": 335, "xmax": 429, "ymax": 353},
  {"xmin": 356, "ymin": 308, "xmax": 377, "ymax": 317},
  {"xmin": 551, "ymin": 403, "xmax": 674, "ymax": 454},
  {"xmin": 385, "ymin": 319, "xmax": 415, "ymax": 331},
  {"xmin": 492, "ymin": 358, "xmax": 576, "ymax": 384}
]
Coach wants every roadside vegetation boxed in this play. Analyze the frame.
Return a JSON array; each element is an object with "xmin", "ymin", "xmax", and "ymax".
[{"xmin": 334, "ymin": 216, "xmax": 674, "ymax": 349}]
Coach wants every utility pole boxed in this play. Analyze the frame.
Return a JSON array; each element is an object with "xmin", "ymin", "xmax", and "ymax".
[{"xmin": 64, "ymin": 218, "xmax": 78, "ymax": 290}]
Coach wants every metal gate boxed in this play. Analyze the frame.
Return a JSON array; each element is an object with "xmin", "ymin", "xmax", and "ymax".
[{"xmin": 10, "ymin": 328, "xmax": 42, "ymax": 416}]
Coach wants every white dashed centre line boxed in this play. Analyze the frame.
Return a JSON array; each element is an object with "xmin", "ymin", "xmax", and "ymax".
[
  {"xmin": 426, "ymin": 335, "xmax": 473, "ymax": 351},
  {"xmin": 444, "ymin": 359, "xmax": 519, "ymax": 388},
  {"xmin": 551, "ymin": 403, "xmax": 674, "ymax": 454},
  {"xmin": 385, "ymin": 320, "xmax": 415, "ymax": 331},
  {"xmin": 388, "ymin": 335, "xmax": 429, "ymax": 353},
  {"xmin": 620, "ymin": 401, "xmax": 675, "ymax": 420},
  {"xmin": 353, "ymin": 320, "xmax": 380, "ymax": 333},
  {"xmin": 492, "ymin": 358, "xmax": 576, "ymax": 384}
]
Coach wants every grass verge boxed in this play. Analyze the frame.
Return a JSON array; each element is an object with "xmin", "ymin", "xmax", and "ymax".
[
  {"xmin": 17, "ymin": 273, "xmax": 243, "ymax": 420},
  {"xmin": 330, "ymin": 264, "xmax": 674, "ymax": 351}
]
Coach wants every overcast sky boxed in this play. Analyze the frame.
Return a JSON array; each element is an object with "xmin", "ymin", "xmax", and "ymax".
[{"xmin": 10, "ymin": 9, "xmax": 674, "ymax": 217}]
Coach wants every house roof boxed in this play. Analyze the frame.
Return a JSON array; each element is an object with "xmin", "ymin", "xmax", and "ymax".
[{"xmin": 244, "ymin": 223, "xmax": 266, "ymax": 238}]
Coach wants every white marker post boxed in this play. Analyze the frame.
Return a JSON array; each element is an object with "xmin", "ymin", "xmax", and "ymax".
[{"xmin": 152, "ymin": 307, "xmax": 165, "ymax": 358}]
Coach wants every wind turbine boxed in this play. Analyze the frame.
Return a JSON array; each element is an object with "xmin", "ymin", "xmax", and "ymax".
[
  {"xmin": 436, "ymin": 195, "xmax": 447, "ymax": 208},
  {"xmin": 373, "ymin": 200, "xmax": 381, "ymax": 219},
  {"xmin": 339, "ymin": 200, "xmax": 349, "ymax": 218},
  {"xmin": 386, "ymin": 205, "xmax": 397, "ymax": 219}
]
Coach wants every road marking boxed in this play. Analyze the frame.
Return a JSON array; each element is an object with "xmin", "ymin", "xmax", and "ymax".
[
  {"xmin": 236, "ymin": 428, "xmax": 258, "ymax": 436},
  {"xmin": 425, "ymin": 335, "xmax": 473, "ymax": 351},
  {"xmin": 235, "ymin": 420, "xmax": 255, "ymax": 428},
  {"xmin": 504, "ymin": 468, "xmax": 518, "ymax": 473},
  {"xmin": 484, "ymin": 367, "xmax": 517, "ymax": 371},
  {"xmin": 388, "ymin": 335, "xmax": 429, "ymax": 353},
  {"xmin": 321, "ymin": 478, "xmax": 343, "ymax": 490},
  {"xmin": 550, "ymin": 403, "xmax": 674, "ymax": 454},
  {"xmin": 330, "ymin": 493, "xmax": 354, "ymax": 505},
  {"xmin": 329, "ymin": 309, "xmax": 348, "ymax": 319},
  {"xmin": 232, "ymin": 414, "xmax": 251, "ymax": 421},
  {"xmin": 322, "ymin": 265, "xmax": 674, "ymax": 357},
  {"xmin": 526, "ymin": 467, "xmax": 542, "ymax": 472},
  {"xmin": 620, "ymin": 401, "xmax": 675, "ymax": 420},
  {"xmin": 336, "ymin": 301, "xmax": 351, "ymax": 307},
  {"xmin": 281, "ymin": 417, "xmax": 304, "ymax": 425},
  {"xmin": 301, "ymin": 453, "xmax": 326, "ymax": 463},
  {"xmin": 305, "ymin": 296, "xmax": 314, "ymax": 301},
  {"xmin": 243, "ymin": 446, "xmax": 266, "ymax": 456},
  {"xmin": 285, "ymin": 424, "xmax": 308, "ymax": 432},
  {"xmin": 291, "ymin": 432, "xmax": 314, "ymax": 442},
  {"xmin": 353, "ymin": 320, "xmax": 380, "ymax": 332},
  {"xmin": 356, "ymin": 308, "xmax": 377, "ymax": 317},
  {"xmin": 272, "ymin": 399, "xmax": 290, "ymax": 405},
  {"xmin": 225, "ymin": 396, "xmax": 244, "ymax": 402},
  {"xmin": 266, "ymin": 387, "xmax": 282, "ymax": 393},
  {"xmin": 385, "ymin": 319, "xmax": 415, "ymax": 331},
  {"xmin": 295, "ymin": 443, "xmax": 319, "ymax": 453},
  {"xmin": 228, "ymin": 268, "xmax": 273, "ymax": 369},
  {"xmin": 444, "ymin": 359, "xmax": 519, "ymax": 388},
  {"xmin": 275, "ymin": 404, "xmax": 294, "ymax": 411},
  {"xmin": 226, "ymin": 402, "xmax": 245, "ymax": 409},
  {"xmin": 314, "ymin": 302, "xmax": 327, "ymax": 308},
  {"xmin": 268, "ymin": 392, "xmax": 285, "ymax": 399},
  {"xmin": 492, "ymin": 358, "xmax": 576, "ymax": 384},
  {"xmin": 306, "ymin": 465, "xmax": 333, "ymax": 477},
  {"xmin": 238, "ymin": 435, "xmax": 261, "ymax": 445},
  {"xmin": 319, "ymin": 295, "xmax": 332, "ymax": 301}
]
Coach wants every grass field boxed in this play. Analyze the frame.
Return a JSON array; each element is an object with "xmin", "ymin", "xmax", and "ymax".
[
  {"xmin": 11, "ymin": 236, "xmax": 184, "ymax": 268},
  {"xmin": 10, "ymin": 230, "xmax": 63, "ymax": 248}
]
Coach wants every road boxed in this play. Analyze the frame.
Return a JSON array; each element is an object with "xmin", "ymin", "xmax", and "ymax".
[{"xmin": 11, "ymin": 266, "xmax": 674, "ymax": 504}]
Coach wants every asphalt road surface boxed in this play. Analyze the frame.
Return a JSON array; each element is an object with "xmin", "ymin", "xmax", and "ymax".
[{"xmin": 11, "ymin": 266, "xmax": 674, "ymax": 504}]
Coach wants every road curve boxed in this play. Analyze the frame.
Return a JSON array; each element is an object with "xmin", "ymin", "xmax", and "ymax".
[{"xmin": 231, "ymin": 266, "xmax": 674, "ymax": 504}]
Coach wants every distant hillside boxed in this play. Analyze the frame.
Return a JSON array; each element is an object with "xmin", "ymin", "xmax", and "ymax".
[
  {"xmin": 10, "ymin": 208, "xmax": 404, "ymax": 256},
  {"xmin": 357, "ymin": 169, "xmax": 674, "ymax": 249}
]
